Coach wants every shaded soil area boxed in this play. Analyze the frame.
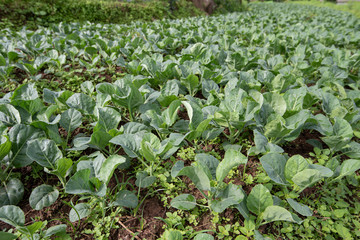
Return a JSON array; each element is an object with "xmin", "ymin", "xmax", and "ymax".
[
  {"xmin": 0, "ymin": 65, "xmax": 126, "ymax": 97},
  {"xmin": 0, "ymin": 165, "xmax": 73, "ymax": 231},
  {"xmin": 283, "ymin": 129, "xmax": 323, "ymax": 158},
  {"xmin": 113, "ymin": 197, "xmax": 165, "ymax": 240}
]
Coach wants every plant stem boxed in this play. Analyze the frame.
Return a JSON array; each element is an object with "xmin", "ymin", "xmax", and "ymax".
[{"xmin": 198, "ymin": 189, "xmax": 210, "ymax": 201}]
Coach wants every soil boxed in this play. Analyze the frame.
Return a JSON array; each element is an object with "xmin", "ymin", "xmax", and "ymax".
[
  {"xmin": 177, "ymin": 107, "xmax": 190, "ymax": 121},
  {"xmin": 0, "ymin": 165, "xmax": 74, "ymax": 232},
  {"xmin": 113, "ymin": 197, "xmax": 165, "ymax": 240},
  {"xmin": 283, "ymin": 129, "xmax": 323, "ymax": 158}
]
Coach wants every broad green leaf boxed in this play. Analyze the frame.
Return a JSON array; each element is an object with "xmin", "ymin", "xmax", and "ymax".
[
  {"xmin": 27, "ymin": 139, "xmax": 63, "ymax": 169},
  {"xmin": 265, "ymin": 92, "xmax": 287, "ymax": 116},
  {"xmin": 69, "ymin": 203, "xmax": 91, "ymax": 222},
  {"xmin": 0, "ymin": 104, "xmax": 21, "ymax": 126},
  {"xmin": 110, "ymin": 133, "xmax": 141, "ymax": 158},
  {"xmin": 177, "ymin": 165, "xmax": 211, "ymax": 191},
  {"xmin": 113, "ymin": 190, "xmax": 138, "ymax": 208},
  {"xmin": 0, "ymin": 178, "xmax": 24, "ymax": 207},
  {"xmin": 292, "ymin": 169, "xmax": 322, "ymax": 190},
  {"xmin": 96, "ymin": 82, "xmax": 116, "ymax": 96},
  {"xmin": 216, "ymin": 149, "xmax": 247, "ymax": 182},
  {"xmin": 59, "ymin": 108, "xmax": 82, "ymax": 134},
  {"xmin": 170, "ymin": 194, "xmax": 196, "ymax": 210},
  {"xmin": 65, "ymin": 169, "xmax": 106, "ymax": 197},
  {"xmin": 260, "ymin": 153, "xmax": 288, "ymax": 185},
  {"xmin": 187, "ymin": 119, "xmax": 212, "ymax": 141},
  {"xmin": 284, "ymin": 155, "xmax": 309, "ymax": 182},
  {"xmin": 97, "ymin": 155, "xmax": 126, "ymax": 185},
  {"xmin": 140, "ymin": 133, "xmax": 161, "ymax": 163},
  {"xmin": 81, "ymin": 81, "xmax": 95, "ymax": 94},
  {"xmin": 202, "ymin": 79, "xmax": 219, "ymax": 99},
  {"xmin": 196, "ymin": 153, "xmax": 219, "ymax": 180},
  {"xmin": 66, "ymin": 93, "xmax": 96, "ymax": 115},
  {"xmin": 165, "ymin": 230, "xmax": 183, "ymax": 240},
  {"xmin": 181, "ymin": 100, "xmax": 203, "ymax": 130},
  {"xmin": 283, "ymin": 87, "xmax": 306, "ymax": 112},
  {"xmin": 308, "ymin": 164, "xmax": 333, "ymax": 178},
  {"xmin": 11, "ymin": 83, "xmax": 38, "ymax": 101},
  {"xmin": 0, "ymin": 55, "xmax": 6, "ymax": 66},
  {"xmin": 262, "ymin": 206, "xmax": 302, "ymax": 224},
  {"xmin": 336, "ymin": 160, "xmax": 360, "ymax": 180},
  {"xmin": 95, "ymin": 107, "xmax": 121, "ymax": 132},
  {"xmin": 0, "ymin": 135, "xmax": 11, "ymax": 161},
  {"xmin": 253, "ymin": 129, "xmax": 268, "ymax": 153},
  {"xmin": 194, "ymin": 233, "xmax": 214, "ymax": 240},
  {"xmin": 43, "ymin": 88, "xmax": 73, "ymax": 105},
  {"xmin": 211, "ymin": 183, "xmax": 245, "ymax": 213},
  {"xmin": 202, "ymin": 127, "xmax": 224, "ymax": 141},
  {"xmin": 220, "ymin": 88, "xmax": 246, "ymax": 114},
  {"xmin": 0, "ymin": 205, "xmax": 25, "ymax": 227},
  {"xmin": 321, "ymin": 135, "xmax": 348, "ymax": 152},
  {"xmin": 44, "ymin": 224, "xmax": 67, "ymax": 237},
  {"xmin": 171, "ymin": 161, "xmax": 185, "ymax": 178},
  {"xmin": 56, "ymin": 158, "xmax": 73, "ymax": 179},
  {"xmin": 180, "ymin": 74, "xmax": 199, "ymax": 96},
  {"xmin": 247, "ymin": 184, "xmax": 273, "ymax": 215},
  {"xmin": 335, "ymin": 223, "xmax": 352, "ymax": 239},
  {"xmin": 227, "ymin": 52, "xmax": 247, "ymax": 71},
  {"xmin": 29, "ymin": 184, "xmax": 59, "ymax": 210},
  {"xmin": 90, "ymin": 130, "xmax": 112, "ymax": 150},
  {"xmin": 254, "ymin": 230, "xmax": 272, "ymax": 240},
  {"xmin": 162, "ymin": 100, "xmax": 181, "ymax": 127},
  {"xmin": 8, "ymin": 124, "xmax": 44, "ymax": 167},
  {"xmin": 0, "ymin": 231, "xmax": 17, "ymax": 240},
  {"xmin": 286, "ymin": 198, "xmax": 312, "ymax": 217},
  {"xmin": 135, "ymin": 171, "xmax": 156, "ymax": 188},
  {"xmin": 123, "ymin": 122, "xmax": 149, "ymax": 134},
  {"xmin": 312, "ymin": 114, "xmax": 333, "ymax": 136},
  {"xmin": 235, "ymin": 200, "xmax": 250, "ymax": 220},
  {"xmin": 112, "ymin": 79, "xmax": 144, "ymax": 112},
  {"xmin": 264, "ymin": 116, "xmax": 286, "ymax": 140},
  {"xmin": 25, "ymin": 221, "xmax": 44, "ymax": 236},
  {"xmin": 342, "ymin": 141, "xmax": 360, "ymax": 158},
  {"xmin": 158, "ymin": 80, "xmax": 180, "ymax": 107},
  {"xmin": 10, "ymin": 83, "xmax": 43, "ymax": 115},
  {"xmin": 85, "ymin": 46, "xmax": 97, "ymax": 56},
  {"xmin": 333, "ymin": 117, "xmax": 353, "ymax": 138}
]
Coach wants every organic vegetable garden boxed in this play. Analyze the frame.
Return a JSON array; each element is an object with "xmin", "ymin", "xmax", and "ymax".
[{"xmin": 0, "ymin": 3, "xmax": 360, "ymax": 240}]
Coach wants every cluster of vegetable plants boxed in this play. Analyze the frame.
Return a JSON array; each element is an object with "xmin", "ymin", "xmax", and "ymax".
[{"xmin": 0, "ymin": 2, "xmax": 359, "ymax": 239}]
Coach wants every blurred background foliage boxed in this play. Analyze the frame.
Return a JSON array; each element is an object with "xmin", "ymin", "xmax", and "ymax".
[{"xmin": 0, "ymin": 0, "xmax": 358, "ymax": 31}]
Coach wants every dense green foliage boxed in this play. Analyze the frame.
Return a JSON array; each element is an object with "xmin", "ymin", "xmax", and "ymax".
[
  {"xmin": 214, "ymin": 0, "xmax": 247, "ymax": 14},
  {"xmin": 0, "ymin": 3, "xmax": 359, "ymax": 239},
  {"xmin": 292, "ymin": 0, "xmax": 360, "ymax": 18},
  {"xmin": 0, "ymin": 0, "xmax": 204, "ymax": 30}
]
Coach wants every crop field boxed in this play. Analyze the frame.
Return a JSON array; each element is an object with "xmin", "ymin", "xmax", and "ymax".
[{"xmin": 0, "ymin": 2, "xmax": 359, "ymax": 240}]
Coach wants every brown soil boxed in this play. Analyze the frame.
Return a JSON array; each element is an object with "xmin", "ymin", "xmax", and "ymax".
[
  {"xmin": 283, "ymin": 130, "xmax": 323, "ymax": 158},
  {"xmin": 113, "ymin": 197, "xmax": 165, "ymax": 240},
  {"xmin": 0, "ymin": 165, "xmax": 74, "ymax": 232},
  {"xmin": 177, "ymin": 106, "xmax": 190, "ymax": 121},
  {"xmin": 236, "ymin": 156, "xmax": 260, "ymax": 195}
]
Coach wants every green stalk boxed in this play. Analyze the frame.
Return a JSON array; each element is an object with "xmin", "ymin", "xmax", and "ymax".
[
  {"xmin": 242, "ymin": 162, "xmax": 247, "ymax": 182},
  {"xmin": 109, "ymin": 207, "xmax": 121, "ymax": 230},
  {"xmin": 137, "ymin": 157, "xmax": 150, "ymax": 169},
  {"xmin": 58, "ymin": 174, "xmax": 66, "ymax": 189},
  {"xmin": 100, "ymin": 197, "xmax": 106, "ymax": 219},
  {"xmin": 62, "ymin": 201, "xmax": 81, "ymax": 231},
  {"xmin": 52, "ymin": 217, "xmax": 77, "ymax": 234},
  {"xmin": 198, "ymin": 189, "xmax": 210, "ymax": 201},
  {"xmin": 128, "ymin": 106, "xmax": 134, "ymax": 122}
]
